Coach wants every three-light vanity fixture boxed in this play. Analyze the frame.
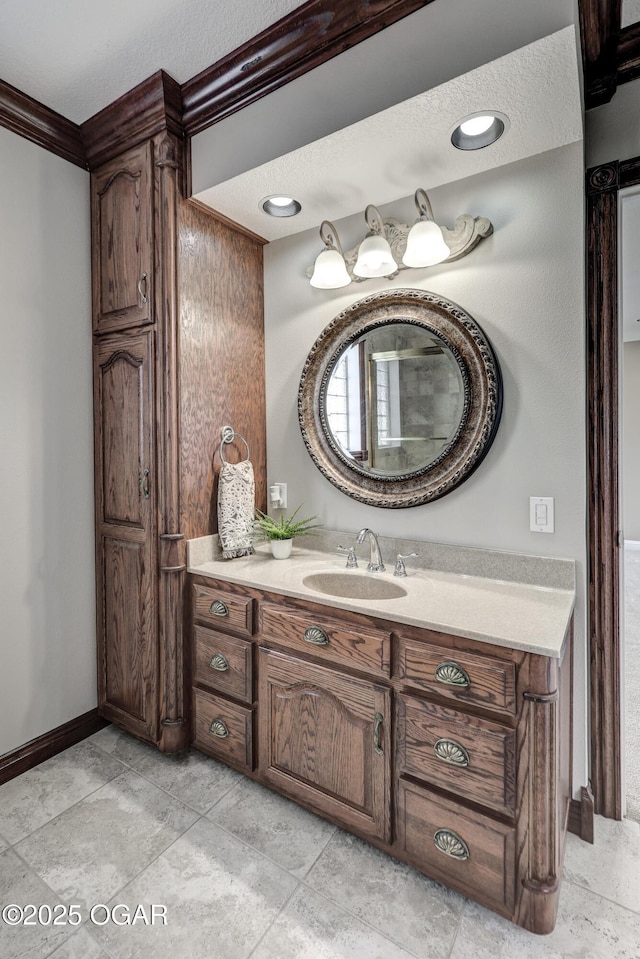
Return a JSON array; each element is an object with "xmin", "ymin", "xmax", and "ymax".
[
  {"xmin": 259, "ymin": 111, "xmax": 505, "ymax": 290},
  {"xmin": 309, "ymin": 187, "xmax": 494, "ymax": 290}
]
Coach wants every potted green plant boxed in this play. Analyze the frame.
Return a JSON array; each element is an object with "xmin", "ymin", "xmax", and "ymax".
[{"xmin": 254, "ymin": 506, "xmax": 321, "ymax": 559}]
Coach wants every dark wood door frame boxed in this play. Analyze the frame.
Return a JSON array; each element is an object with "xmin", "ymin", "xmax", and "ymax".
[{"xmin": 587, "ymin": 154, "xmax": 640, "ymax": 819}]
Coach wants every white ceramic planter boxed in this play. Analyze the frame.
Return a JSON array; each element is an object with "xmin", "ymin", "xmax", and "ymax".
[{"xmin": 270, "ymin": 539, "xmax": 293, "ymax": 559}]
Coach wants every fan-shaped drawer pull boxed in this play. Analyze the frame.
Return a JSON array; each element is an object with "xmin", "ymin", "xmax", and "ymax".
[
  {"xmin": 435, "ymin": 661, "xmax": 470, "ymax": 688},
  {"xmin": 209, "ymin": 653, "xmax": 229, "ymax": 672},
  {"xmin": 209, "ymin": 718, "xmax": 229, "ymax": 738},
  {"xmin": 209, "ymin": 600, "xmax": 228, "ymax": 617},
  {"xmin": 433, "ymin": 828, "xmax": 470, "ymax": 860},
  {"xmin": 434, "ymin": 738, "xmax": 470, "ymax": 767},
  {"xmin": 303, "ymin": 625, "xmax": 329, "ymax": 646}
]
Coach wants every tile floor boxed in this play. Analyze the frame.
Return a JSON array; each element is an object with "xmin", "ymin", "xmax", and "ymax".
[{"xmin": 1, "ymin": 725, "xmax": 640, "ymax": 959}]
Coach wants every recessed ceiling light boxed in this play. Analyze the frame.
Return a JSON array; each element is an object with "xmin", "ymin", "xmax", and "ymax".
[
  {"xmin": 260, "ymin": 195, "xmax": 302, "ymax": 217},
  {"xmin": 451, "ymin": 112, "xmax": 508, "ymax": 151}
]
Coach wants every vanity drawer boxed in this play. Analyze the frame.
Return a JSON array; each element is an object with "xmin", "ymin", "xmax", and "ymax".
[
  {"xmin": 192, "ymin": 688, "xmax": 253, "ymax": 771},
  {"xmin": 193, "ymin": 626, "xmax": 253, "ymax": 704},
  {"xmin": 259, "ymin": 603, "xmax": 391, "ymax": 677},
  {"xmin": 397, "ymin": 779, "xmax": 515, "ymax": 915},
  {"xmin": 397, "ymin": 632, "xmax": 516, "ymax": 716},
  {"xmin": 397, "ymin": 695, "xmax": 515, "ymax": 815},
  {"xmin": 192, "ymin": 583, "xmax": 254, "ymax": 637}
]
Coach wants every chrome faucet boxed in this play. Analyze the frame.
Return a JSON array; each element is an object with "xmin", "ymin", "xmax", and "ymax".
[{"xmin": 357, "ymin": 528, "xmax": 385, "ymax": 572}]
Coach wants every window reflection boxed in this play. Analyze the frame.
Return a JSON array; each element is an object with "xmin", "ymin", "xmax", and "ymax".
[{"xmin": 325, "ymin": 324, "xmax": 465, "ymax": 477}]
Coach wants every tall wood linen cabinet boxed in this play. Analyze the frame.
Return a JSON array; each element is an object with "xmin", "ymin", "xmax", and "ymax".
[{"xmin": 87, "ymin": 82, "xmax": 266, "ymax": 752}]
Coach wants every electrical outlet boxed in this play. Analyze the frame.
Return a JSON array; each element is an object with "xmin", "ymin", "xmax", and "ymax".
[{"xmin": 269, "ymin": 483, "xmax": 288, "ymax": 509}]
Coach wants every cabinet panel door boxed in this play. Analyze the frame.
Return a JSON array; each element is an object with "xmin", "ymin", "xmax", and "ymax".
[
  {"xmin": 258, "ymin": 648, "xmax": 391, "ymax": 841},
  {"xmin": 91, "ymin": 141, "xmax": 153, "ymax": 333},
  {"xmin": 94, "ymin": 330, "xmax": 157, "ymax": 740}
]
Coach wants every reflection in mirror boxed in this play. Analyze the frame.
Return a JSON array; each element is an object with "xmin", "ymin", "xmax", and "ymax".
[{"xmin": 325, "ymin": 325, "xmax": 465, "ymax": 477}]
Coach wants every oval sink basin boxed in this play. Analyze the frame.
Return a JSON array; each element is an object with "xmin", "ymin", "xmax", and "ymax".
[{"xmin": 302, "ymin": 571, "xmax": 407, "ymax": 601}]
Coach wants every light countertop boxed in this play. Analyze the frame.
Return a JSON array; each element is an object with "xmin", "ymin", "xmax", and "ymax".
[{"xmin": 188, "ymin": 542, "xmax": 575, "ymax": 658}]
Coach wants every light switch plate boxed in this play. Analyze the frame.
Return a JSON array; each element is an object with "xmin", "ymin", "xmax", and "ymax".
[{"xmin": 530, "ymin": 496, "xmax": 554, "ymax": 533}]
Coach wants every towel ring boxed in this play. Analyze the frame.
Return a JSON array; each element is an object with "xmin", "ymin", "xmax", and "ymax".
[{"xmin": 220, "ymin": 425, "xmax": 250, "ymax": 463}]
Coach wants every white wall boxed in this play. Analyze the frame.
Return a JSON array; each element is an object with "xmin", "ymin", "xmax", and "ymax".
[
  {"xmin": 264, "ymin": 141, "xmax": 588, "ymax": 790},
  {"xmin": 0, "ymin": 128, "xmax": 95, "ymax": 756},
  {"xmin": 586, "ymin": 75, "xmax": 640, "ymax": 167},
  {"xmin": 624, "ymin": 341, "xmax": 640, "ymax": 541}
]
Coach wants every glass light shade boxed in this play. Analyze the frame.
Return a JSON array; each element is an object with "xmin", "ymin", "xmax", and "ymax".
[
  {"xmin": 310, "ymin": 248, "xmax": 351, "ymax": 289},
  {"xmin": 402, "ymin": 219, "xmax": 450, "ymax": 268},
  {"xmin": 353, "ymin": 235, "xmax": 397, "ymax": 278}
]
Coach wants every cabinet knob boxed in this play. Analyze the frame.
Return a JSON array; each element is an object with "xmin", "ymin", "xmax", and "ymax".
[
  {"xmin": 434, "ymin": 738, "xmax": 470, "ymax": 767},
  {"xmin": 433, "ymin": 829, "xmax": 469, "ymax": 861},
  {"xmin": 209, "ymin": 600, "xmax": 228, "ymax": 617},
  {"xmin": 209, "ymin": 718, "xmax": 229, "ymax": 738},
  {"xmin": 209, "ymin": 653, "xmax": 229, "ymax": 672},
  {"xmin": 303, "ymin": 625, "xmax": 329, "ymax": 646},
  {"xmin": 435, "ymin": 661, "xmax": 470, "ymax": 688}
]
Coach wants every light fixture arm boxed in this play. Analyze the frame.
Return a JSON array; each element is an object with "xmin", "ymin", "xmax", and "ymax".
[
  {"xmin": 319, "ymin": 220, "xmax": 344, "ymax": 255},
  {"xmin": 414, "ymin": 188, "xmax": 435, "ymax": 221},
  {"xmin": 364, "ymin": 204, "xmax": 385, "ymax": 236}
]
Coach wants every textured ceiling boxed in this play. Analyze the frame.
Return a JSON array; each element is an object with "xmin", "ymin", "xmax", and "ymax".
[
  {"xmin": 0, "ymin": 0, "xmax": 301, "ymax": 123},
  {"xmin": 194, "ymin": 28, "xmax": 583, "ymax": 241},
  {"xmin": 0, "ymin": 0, "xmax": 581, "ymax": 248}
]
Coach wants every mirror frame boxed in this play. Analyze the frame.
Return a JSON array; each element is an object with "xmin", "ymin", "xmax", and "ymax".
[{"xmin": 298, "ymin": 289, "xmax": 503, "ymax": 508}]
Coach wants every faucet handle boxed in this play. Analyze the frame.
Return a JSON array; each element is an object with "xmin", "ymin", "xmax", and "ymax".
[
  {"xmin": 394, "ymin": 552, "xmax": 418, "ymax": 577},
  {"xmin": 337, "ymin": 545, "xmax": 358, "ymax": 569}
]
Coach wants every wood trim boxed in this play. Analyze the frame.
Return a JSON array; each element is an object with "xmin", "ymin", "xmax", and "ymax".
[
  {"xmin": 188, "ymin": 199, "xmax": 267, "ymax": 245},
  {"xmin": 181, "ymin": 0, "xmax": 436, "ymax": 135},
  {"xmin": 0, "ymin": 77, "xmax": 86, "ymax": 168},
  {"xmin": 0, "ymin": 710, "xmax": 108, "ymax": 786},
  {"xmin": 618, "ymin": 20, "xmax": 640, "ymax": 85},
  {"xmin": 578, "ymin": 0, "xmax": 640, "ymax": 105},
  {"xmin": 579, "ymin": 0, "xmax": 622, "ymax": 108},
  {"xmin": 154, "ymin": 131, "xmax": 189, "ymax": 753},
  {"xmin": 586, "ymin": 157, "xmax": 640, "ymax": 820},
  {"xmin": 586, "ymin": 161, "xmax": 622, "ymax": 820},
  {"xmin": 81, "ymin": 71, "xmax": 183, "ymax": 171},
  {"xmin": 568, "ymin": 785, "xmax": 595, "ymax": 843},
  {"xmin": 620, "ymin": 156, "xmax": 640, "ymax": 186}
]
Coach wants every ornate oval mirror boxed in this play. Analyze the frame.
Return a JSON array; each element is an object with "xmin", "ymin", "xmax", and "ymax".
[{"xmin": 298, "ymin": 289, "xmax": 502, "ymax": 507}]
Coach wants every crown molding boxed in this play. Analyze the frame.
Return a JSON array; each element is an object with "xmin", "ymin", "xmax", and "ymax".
[
  {"xmin": 81, "ymin": 70, "xmax": 183, "ymax": 170},
  {"xmin": 579, "ymin": 0, "xmax": 640, "ymax": 108},
  {"xmin": 579, "ymin": 0, "xmax": 621, "ymax": 108},
  {"xmin": 181, "ymin": 0, "xmax": 435, "ymax": 136},
  {"xmin": 0, "ymin": 77, "xmax": 86, "ymax": 168}
]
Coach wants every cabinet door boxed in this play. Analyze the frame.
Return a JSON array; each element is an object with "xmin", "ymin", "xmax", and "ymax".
[
  {"xmin": 91, "ymin": 141, "xmax": 153, "ymax": 333},
  {"xmin": 258, "ymin": 648, "xmax": 391, "ymax": 841},
  {"xmin": 94, "ymin": 330, "xmax": 157, "ymax": 741}
]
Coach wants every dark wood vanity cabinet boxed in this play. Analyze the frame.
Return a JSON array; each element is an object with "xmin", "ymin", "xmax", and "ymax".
[
  {"xmin": 190, "ymin": 574, "xmax": 573, "ymax": 936},
  {"xmin": 89, "ymin": 122, "xmax": 266, "ymax": 752}
]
